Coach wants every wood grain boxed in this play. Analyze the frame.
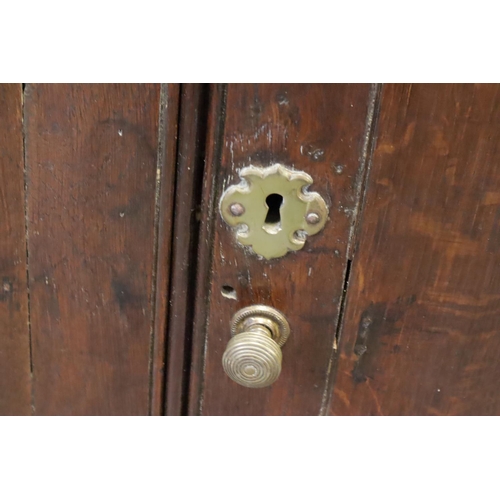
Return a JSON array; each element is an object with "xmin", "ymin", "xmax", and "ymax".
[
  {"xmin": 330, "ymin": 84, "xmax": 500, "ymax": 416},
  {"xmin": 25, "ymin": 84, "xmax": 160, "ymax": 415},
  {"xmin": 192, "ymin": 84, "xmax": 373, "ymax": 415},
  {"xmin": 0, "ymin": 84, "xmax": 32, "ymax": 415}
]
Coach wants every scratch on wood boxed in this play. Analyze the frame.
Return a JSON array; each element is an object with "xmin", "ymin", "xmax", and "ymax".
[
  {"xmin": 366, "ymin": 379, "xmax": 383, "ymax": 416},
  {"xmin": 147, "ymin": 83, "xmax": 169, "ymax": 415},
  {"xmin": 406, "ymin": 84, "xmax": 413, "ymax": 109},
  {"xmin": 22, "ymin": 83, "xmax": 35, "ymax": 415}
]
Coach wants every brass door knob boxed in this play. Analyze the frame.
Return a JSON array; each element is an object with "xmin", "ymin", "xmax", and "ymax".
[{"xmin": 222, "ymin": 305, "xmax": 290, "ymax": 388}]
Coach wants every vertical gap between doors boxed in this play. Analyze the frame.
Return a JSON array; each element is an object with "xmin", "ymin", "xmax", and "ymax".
[{"xmin": 179, "ymin": 84, "xmax": 210, "ymax": 416}]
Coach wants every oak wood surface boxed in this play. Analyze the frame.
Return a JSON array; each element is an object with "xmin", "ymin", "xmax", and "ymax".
[
  {"xmin": 25, "ymin": 84, "xmax": 161, "ymax": 415},
  {"xmin": 0, "ymin": 84, "xmax": 32, "ymax": 415},
  {"xmin": 7, "ymin": 82, "xmax": 499, "ymax": 416},
  {"xmin": 191, "ymin": 84, "xmax": 374, "ymax": 415},
  {"xmin": 330, "ymin": 84, "xmax": 500, "ymax": 415}
]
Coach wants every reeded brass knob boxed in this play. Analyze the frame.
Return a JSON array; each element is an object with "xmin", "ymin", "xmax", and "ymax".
[{"xmin": 222, "ymin": 305, "xmax": 290, "ymax": 388}]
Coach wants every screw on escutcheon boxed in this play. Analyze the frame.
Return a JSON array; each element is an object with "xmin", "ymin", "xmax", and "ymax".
[
  {"xmin": 305, "ymin": 212, "xmax": 320, "ymax": 224},
  {"xmin": 229, "ymin": 203, "xmax": 245, "ymax": 216}
]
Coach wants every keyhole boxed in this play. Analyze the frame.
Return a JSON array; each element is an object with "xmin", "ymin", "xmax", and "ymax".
[{"xmin": 265, "ymin": 193, "xmax": 283, "ymax": 224}]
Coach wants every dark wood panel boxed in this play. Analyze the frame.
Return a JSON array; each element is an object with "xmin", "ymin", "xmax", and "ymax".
[
  {"xmin": 25, "ymin": 84, "xmax": 160, "ymax": 415},
  {"xmin": 0, "ymin": 84, "xmax": 32, "ymax": 415},
  {"xmin": 150, "ymin": 83, "xmax": 180, "ymax": 416},
  {"xmin": 191, "ymin": 84, "xmax": 374, "ymax": 415},
  {"xmin": 330, "ymin": 84, "xmax": 500, "ymax": 416}
]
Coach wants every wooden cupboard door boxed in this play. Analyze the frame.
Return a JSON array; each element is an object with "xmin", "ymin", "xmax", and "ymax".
[
  {"xmin": 4, "ymin": 83, "xmax": 500, "ymax": 416},
  {"xmin": 330, "ymin": 84, "xmax": 500, "ymax": 415},
  {"xmin": 188, "ymin": 83, "xmax": 500, "ymax": 416},
  {"xmin": 20, "ymin": 84, "xmax": 179, "ymax": 415},
  {"xmin": 188, "ymin": 84, "xmax": 378, "ymax": 415}
]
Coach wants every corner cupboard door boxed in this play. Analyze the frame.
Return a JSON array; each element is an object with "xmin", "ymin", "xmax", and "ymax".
[
  {"xmin": 331, "ymin": 84, "xmax": 500, "ymax": 416},
  {"xmin": 12, "ymin": 83, "xmax": 180, "ymax": 415},
  {"xmin": 187, "ymin": 84, "xmax": 379, "ymax": 416}
]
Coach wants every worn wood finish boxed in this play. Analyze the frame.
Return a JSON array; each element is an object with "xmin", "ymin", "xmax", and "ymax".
[
  {"xmin": 150, "ymin": 83, "xmax": 180, "ymax": 416},
  {"xmin": 0, "ymin": 84, "xmax": 32, "ymax": 415},
  {"xmin": 193, "ymin": 84, "xmax": 373, "ymax": 415},
  {"xmin": 165, "ymin": 84, "xmax": 209, "ymax": 416},
  {"xmin": 330, "ymin": 84, "xmax": 500, "ymax": 416},
  {"xmin": 25, "ymin": 84, "xmax": 161, "ymax": 415}
]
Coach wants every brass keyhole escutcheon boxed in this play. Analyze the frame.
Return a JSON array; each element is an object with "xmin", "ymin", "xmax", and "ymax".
[
  {"xmin": 219, "ymin": 164, "xmax": 328, "ymax": 259},
  {"xmin": 222, "ymin": 305, "xmax": 290, "ymax": 388}
]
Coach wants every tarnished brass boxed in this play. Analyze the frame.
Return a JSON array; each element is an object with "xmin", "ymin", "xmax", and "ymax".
[
  {"xmin": 222, "ymin": 305, "xmax": 290, "ymax": 388},
  {"xmin": 219, "ymin": 164, "xmax": 328, "ymax": 259}
]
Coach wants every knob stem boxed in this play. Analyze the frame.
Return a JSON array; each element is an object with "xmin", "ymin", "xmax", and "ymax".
[
  {"xmin": 222, "ymin": 305, "xmax": 290, "ymax": 388},
  {"xmin": 246, "ymin": 324, "xmax": 272, "ymax": 338}
]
